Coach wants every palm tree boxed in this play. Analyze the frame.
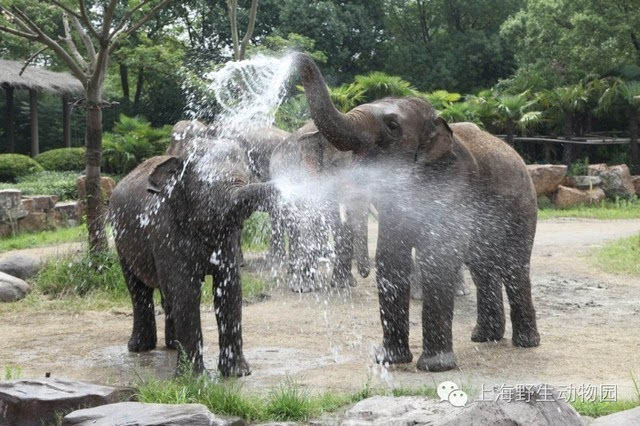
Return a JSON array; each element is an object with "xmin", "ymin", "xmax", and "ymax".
[
  {"xmin": 329, "ymin": 83, "xmax": 365, "ymax": 113},
  {"xmin": 354, "ymin": 72, "xmax": 416, "ymax": 102},
  {"xmin": 466, "ymin": 89, "xmax": 500, "ymax": 130},
  {"xmin": 495, "ymin": 92, "xmax": 541, "ymax": 145},
  {"xmin": 539, "ymin": 85, "xmax": 588, "ymax": 164},
  {"xmin": 440, "ymin": 101, "xmax": 479, "ymax": 124},
  {"xmin": 600, "ymin": 79, "xmax": 640, "ymax": 173},
  {"xmin": 421, "ymin": 90, "xmax": 462, "ymax": 110}
]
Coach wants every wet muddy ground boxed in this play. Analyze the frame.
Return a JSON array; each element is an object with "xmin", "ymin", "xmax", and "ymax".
[{"xmin": 2, "ymin": 218, "xmax": 640, "ymax": 398}]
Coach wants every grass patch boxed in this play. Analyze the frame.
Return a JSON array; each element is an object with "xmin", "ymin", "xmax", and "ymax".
[
  {"xmin": 0, "ymin": 225, "xmax": 86, "ymax": 253},
  {"xmin": 571, "ymin": 399, "xmax": 640, "ymax": 417},
  {"xmin": 135, "ymin": 371, "xmax": 435, "ymax": 422},
  {"xmin": 242, "ymin": 212, "xmax": 271, "ymax": 252},
  {"xmin": 594, "ymin": 233, "xmax": 640, "ymax": 276},
  {"xmin": 538, "ymin": 197, "xmax": 640, "ymax": 220},
  {"xmin": 3, "ymin": 365, "xmax": 23, "ymax": 380}
]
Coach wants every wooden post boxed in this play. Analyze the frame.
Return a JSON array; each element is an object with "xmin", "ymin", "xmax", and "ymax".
[
  {"xmin": 4, "ymin": 86, "xmax": 15, "ymax": 153},
  {"xmin": 62, "ymin": 94, "xmax": 71, "ymax": 148},
  {"xmin": 29, "ymin": 89, "xmax": 39, "ymax": 157}
]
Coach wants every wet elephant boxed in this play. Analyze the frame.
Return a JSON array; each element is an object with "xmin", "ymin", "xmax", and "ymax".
[
  {"xmin": 294, "ymin": 53, "xmax": 540, "ymax": 372},
  {"xmin": 110, "ymin": 139, "xmax": 277, "ymax": 376},
  {"xmin": 269, "ymin": 124, "xmax": 371, "ymax": 292}
]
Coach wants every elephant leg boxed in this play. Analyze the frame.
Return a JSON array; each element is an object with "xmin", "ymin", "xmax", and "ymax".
[
  {"xmin": 159, "ymin": 264, "xmax": 205, "ymax": 374},
  {"xmin": 212, "ymin": 247, "xmax": 251, "ymax": 377},
  {"xmin": 123, "ymin": 263, "xmax": 157, "ymax": 352},
  {"xmin": 468, "ymin": 262, "xmax": 505, "ymax": 342},
  {"xmin": 503, "ymin": 264, "xmax": 540, "ymax": 347},
  {"xmin": 236, "ymin": 231, "xmax": 245, "ymax": 267},
  {"xmin": 160, "ymin": 290, "xmax": 177, "ymax": 350},
  {"xmin": 375, "ymin": 221, "xmax": 413, "ymax": 364},
  {"xmin": 287, "ymin": 209, "xmax": 318, "ymax": 292},
  {"xmin": 350, "ymin": 200, "xmax": 370, "ymax": 278},
  {"xmin": 268, "ymin": 211, "xmax": 286, "ymax": 262},
  {"xmin": 329, "ymin": 203, "xmax": 356, "ymax": 288},
  {"xmin": 454, "ymin": 267, "xmax": 469, "ymax": 296}
]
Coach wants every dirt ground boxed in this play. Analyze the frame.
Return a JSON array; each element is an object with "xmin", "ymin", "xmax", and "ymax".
[{"xmin": 1, "ymin": 218, "xmax": 640, "ymax": 398}]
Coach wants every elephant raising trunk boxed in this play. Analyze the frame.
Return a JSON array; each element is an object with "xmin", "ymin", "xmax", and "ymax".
[{"xmin": 294, "ymin": 53, "xmax": 367, "ymax": 153}]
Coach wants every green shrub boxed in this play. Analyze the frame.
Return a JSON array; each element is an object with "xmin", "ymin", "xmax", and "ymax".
[
  {"xmin": 36, "ymin": 250, "xmax": 126, "ymax": 297},
  {"xmin": 242, "ymin": 212, "xmax": 272, "ymax": 252},
  {"xmin": 35, "ymin": 148, "xmax": 85, "ymax": 171},
  {"xmin": 0, "ymin": 154, "xmax": 44, "ymax": 182},
  {"xmin": 0, "ymin": 171, "xmax": 79, "ymax": 200},
  {"xmin": 102, "ymin": 115, "xmax": 172, "ymax": 174}
]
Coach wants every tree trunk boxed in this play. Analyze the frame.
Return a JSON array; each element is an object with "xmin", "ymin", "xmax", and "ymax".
[
  {"xmin": 562, "ymin": 114, "xmax": 574, "ymax": 166},
  {"xmin": 133, "ymin": 67, "xmax": 144, "ymax": 115},
  {"xmin": 506, "ymin": 119, "xmax": 515, "ymax": 145},
  {"xmin": 119, "ymin": 63, "xmax": 130, "ymax": 100},
  {"xmin": 62, "ymin": 94, "xmax": 71, "ymax": 148},
  {"xmin": 29, "ymin": 89, "xmax": 39, "ymax": 157},
  {"xmin": 629, "ymin": 108, "xmax": 640, "ymax": 174},
  {"xmin": 4, "ymin": 86, "xmax": 15, "ymax": 153},
  {"xmin": 85, "ymin": 84, "xmax": 108, "ymax": 254}
]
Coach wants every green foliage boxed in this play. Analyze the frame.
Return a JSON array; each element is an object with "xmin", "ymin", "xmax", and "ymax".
[
  {"xmin": 440, "ymin": 101, "xmax": 480, "ymax": 124},
  {"xmin": 572, "ymin": 399, "xmax": 640, "ymax": 418},
  {"xmin": 0, "ymin": 154, "xmax": 44, "ymax": 182},
  {"xmin": 249, "ymin": 33, "xmax": 327, "ymax": 64},
  {"xmin": 36, "ymin": 250, "xmax": 127, "ymax": 298},
  {"xmin": 354, "ymin": 72, "xmax": 416, "ymax": 102},
  {"xmin": 242, "ymin": 212, "xmax": 272, "ymax": 252},
  {"xmin": 102, "ymin": 115, "xmax": 172, "ymax": 174},
  {"xmin": 568, "ymin": 158, "xmax": 590, "ymax": 176},
  {"xmin": 329, "ymin": 83, "xmax": 366, "ymax": 113},
  {"xmin": 35, "ymin": 148, "xmax": 85, "ymax": 172},
  {"xmin": 421, "ymin": 90, "xmax": 462, "ymax": 110},
  {"xmin": 0, "ymin": 171, "xmax": 79, "ymax": 201},
  {"xmin": 0, "ymin": 225, "xmax": 86, "ymax": 253},
  {"xmin": 3, "ymin": 365, "xmax": 23, "ymax": 380},
  {"xmin": 595, "ymin": 233, "xmax": 640, "ymax": 276},
  {"xmin": 275, "ymin": 95, "xmax": 310, "ymax": 131}
]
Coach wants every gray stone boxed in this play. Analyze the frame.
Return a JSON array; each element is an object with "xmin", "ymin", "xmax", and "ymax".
[
  {"xmin": 591, "ymin": 406, "xmax": 640, "ymax": 425},
  {"xmin": 0, "ymin": 189, "xmax": 28, "ymax": 222},
  {"xmin": 62, "ymin": 402, "xmax": 245, "ymax": 426},
  {"xmin": 566, "ymin": 175, "xmax": 603, "ymax": 190},
  {"xmin": 339, "ymin": 386, "xmax": 584, "ymax": 425},
  {"xmin": 0, "ymin": 378, "xmax": 133, "ymax": 426},
  {"xmin": 0, "ymin": 253, "xmax": 42, "ymax": 280},
  {"xmin": 29, "ymin": 195, "xmax": 57, "ymax": 212},
  {"xmin": 527, "ymin": 164, "xmax": 568, "ymax": 196},
  {"xmin": 588, "ymin": 164, "xmax": 635, "ymax": 199},
  {"xmin": 0, "ymin": 271, "xmax": 30, "ymax": 302}
]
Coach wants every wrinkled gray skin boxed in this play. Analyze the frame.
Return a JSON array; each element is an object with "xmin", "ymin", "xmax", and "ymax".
[
  {"xmin": 269, "ymin": 123, "xmax": 371, "ymax": 292},
  {"xmin": 295, "ymin": 53, "xmax": 540, "ymax": 372},
  {"xmin": 110, "ymin": 139, "xmax": 277, "ymax": 377}
]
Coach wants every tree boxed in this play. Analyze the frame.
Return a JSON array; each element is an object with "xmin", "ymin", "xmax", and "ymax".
[
  {"xmin": 227, "ymin": 0, "xmax": 258, "ymax": 61},
  {"xmin": 0, "ymin": 0, "xmax": 173, "ymax": 253},
  {"xmin": 600, "ymin": 79, "xmax": 640, "ymax": 173},
  {"xmin": 495, "ymin": 92, "xmax": 541, "ymax": 145}
]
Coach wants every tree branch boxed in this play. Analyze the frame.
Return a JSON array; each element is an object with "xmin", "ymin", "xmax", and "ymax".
[
  {"xmin": 41, "ymin": 0, "xmax": 82, "ymax": 21},
  {"xmin": 109, "ymin": 0, "xmax": 175, "ymax": 52},
  {"xmin": 19, "ymin": 46, "xmax": 49, "ymax": 75},
  {"xmin": 101, "ymin": 0, "xmax": 118, "ymax": 40},
  {"xmin": 78, "ymin": 0, "xmax": 100, "ymax": 40},
  {"xmin": 0, "ymin": 24, "xmax": 38, "ymax": 40},
  {"xmin": 227, "ymin": 0, "xmax": 240, "ymax": 60},
  {"xmin": 71, "ymin": 16, "xmax": 96, "ymax": 68},
  {"xmin": 10, "ymin": 5, "xmax": 87, "ymax": 82},
  {"xmin": 239, "ymin": 0, "xmax": 258, "ymax": 60},
  {"xmin": 109, "ymin": 0, "xmax": 154, "ymax": 39},
  {"xmin": 62, "ymin": 14, "xmax": 88, "ymax": 71}
]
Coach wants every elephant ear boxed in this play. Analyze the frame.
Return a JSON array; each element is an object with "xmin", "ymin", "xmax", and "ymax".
[
  {"xmin": 147, "ymin": 156, "xmax": 182, "ymax": 193},
  {"xmin": 416, "ymin": 117, "xmax": 456, "ymax": 165}
]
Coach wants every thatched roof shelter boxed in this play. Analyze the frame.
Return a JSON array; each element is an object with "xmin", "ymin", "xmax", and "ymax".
[{"xmin": 1, "ymin": 59, "xmax": 84, "ymax": 156}]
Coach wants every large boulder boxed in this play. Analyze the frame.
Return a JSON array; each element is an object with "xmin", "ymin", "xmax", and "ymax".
[
  {"xmin": 76, "ymin": 176, "xmax": 116, "ymax": 204},
  {"xmin": 0, "ymin": 378, "xmax": 133, "ymax": 426},
  {"xmin": 554, "ymin": 185, "xmax": 605, "ymax": 208},
  {"xmin": 62, "ymin": 402, "xmax": 244, "ymax": 426},
  {"xmin": 587, "ymin": 164, "xmax": 635, "ymax": 199},
  {"xmin": 592, "ymin": 406, "xmax": 640, "ymax": 425},
  {"xmin": 0, "ymin": 189, "xmax": 28, "ymax": 222},
  {"xmin": 0, "ymin": 253, "xmax": 42, "ymax": 280},
  {"xmin": 340, "ymin": 386, "xmax": 584, "ymax": 425},
  {"xmin": 0, "ymin": 271, "xmax": 30, "ymax": 302},
  {"xmin": 527, "ymin": 165, "xmax": 568, "ymax": 196},
  {"xmin": 632, "ymin": 176, "xmax": 640, "ymax": 196},
  {"xmin": 565, "ymin": 175, "xmax": 602, "ymax": 190}
]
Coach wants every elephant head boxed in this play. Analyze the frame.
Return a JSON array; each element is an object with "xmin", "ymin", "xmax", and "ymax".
[{"xmin": 293, "ymin": 53, "xmax": 457, "ymax": 169}]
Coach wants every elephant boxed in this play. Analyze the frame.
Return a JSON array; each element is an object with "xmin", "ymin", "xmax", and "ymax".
[
  {"xmin": 110, "ymin": 137, "xmax": 277, "ymax": 376},
  {"xmin": 293, "ymin": 53, "xmax": 540, "ymax": 371},
  {"xmin": 269, "ymin": 123, "xmax": 371, "ymax": 292}
]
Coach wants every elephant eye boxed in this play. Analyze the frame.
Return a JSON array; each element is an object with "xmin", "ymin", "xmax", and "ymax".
[{"xmin": 385, "ymin": 119, "xmax": 401, "ymax": 136}]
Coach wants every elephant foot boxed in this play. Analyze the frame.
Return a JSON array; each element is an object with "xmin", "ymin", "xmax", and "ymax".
[
  {"xmin": 128, "ymin": 332, "xmax": 157, "ymax": 353},
  {"xmin": 471, "ymin": 324, "xmax": 505, "ymax": 343},
  {"xmin": 219, "ymin": 356, "xmax": 251, "ymax": 377},
  {"xmin": 290, "ymin": 281, "xmax": 317, "ymax": 293},
  {"xmin": 165, "ymin": 338, "xmax": 178, "ymax": 350},
  {"xmin": 357, "ymin": 258, "xmax": 371, "ymax": 278},
  {"xmin": 375, "ymin": 344, "xmax": 413, "ymax": 365},
  {"xmin": 416, "ymin": 351, "xmax": 457, "ymax": 372},
  {"xmin": 512, "ymin": 326, "xmax": 540, "ymax": 348},
  {"xmin": 330, "ymin": 270, "xmax": 357, "ymax": 288}
]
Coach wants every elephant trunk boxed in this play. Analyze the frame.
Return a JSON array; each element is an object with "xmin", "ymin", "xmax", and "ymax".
[{"xmin": 294, "ymin": 53, "xmax": 364, "ymax": 152}]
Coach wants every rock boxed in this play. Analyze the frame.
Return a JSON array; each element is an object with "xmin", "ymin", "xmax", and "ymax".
[
  {"xmin": 554, "ymin": 186, "xmax": 605, "ymax": 208},
  {"xmin": 0, "ymin": 378, "xmax": 133, "ymax": 426},
  {"xmin": 0, "ymin": 271, "xmax": 30, "ymax": 302},
  {"xmin": 591, "ymin": 406, "xmax": 640, "ymax": 425},
  {"xmin": 632, "ymin": 176, "xmax": 640, "ymax": 196},
  {"xmin": 527, "ymin": 165, "xmax": 568, "ymax": 196},
  {"xmin": 587, "ymin": 164, "xmax": 635, "ymax": 199},
  {"xmin": 17, "ymin": 211, "xmax": 54, "ymax": 233},
  {"xmin": 62, "ymin": 402, "xmax": 244, "ymax": 426},
  {"xmin": 21, "ymin": 197, "xmax": 34, "ymax": 212},
  {"xmin": 29, "ymin": 195, "xmax": 57, "ymax": 212},
  {"xmin": 55, "ymin": 201, "xmax": 80, "ymax": 224},
  {"xmin": 0, "ymin": 253, "xmax": 42, "ymax": 280},
  {"xmin": 565, "ymin": 175, "xmax": 602, "ymax": 190},
  {"xmin": 76, "ymin": 176, "xmax": 116, "ymax": 204},
  {"xmin": 0, "ymin": 189, "xmax": 28, "ymax": 222},
  {"xmin": 340, "ymin": 386, "xmax": 584, "ymax": 425}
]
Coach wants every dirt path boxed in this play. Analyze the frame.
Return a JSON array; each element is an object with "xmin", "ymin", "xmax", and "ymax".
[{"xmin": 1, "ymin": 218, "xmax": 640, "ymax": 398}]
